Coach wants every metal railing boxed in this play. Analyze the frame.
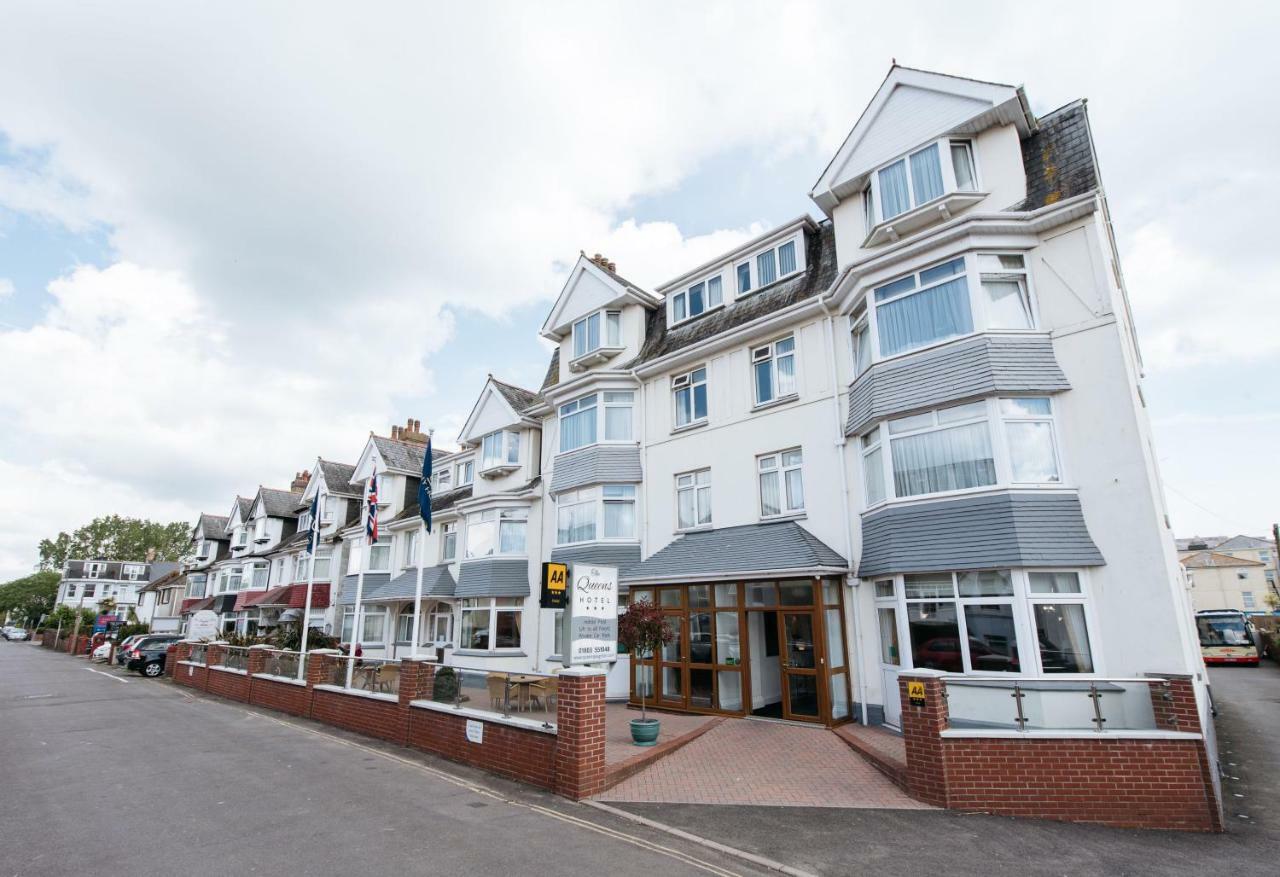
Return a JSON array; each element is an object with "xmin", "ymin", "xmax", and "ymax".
[
  {"xmin": 944, "ymin": 677, "xmax": 1160, "ymax": 732},
  {"xmin": 431, "ymin": 666, "xmax": 558, "ymax": 730},
  {"xmin": 328, "ymin": 656, "xmax": 402, "ymax": 696},
  {"xmin": 216, "ymin": 645, "xmax": 249, "ymax": 672},
  {"xmin": 262, "ymin": 650, "xmax": 305, "ymax": 679},
  {"xmin": 186, "ymin": 643, "xmax": 208, "ymax": 665}
]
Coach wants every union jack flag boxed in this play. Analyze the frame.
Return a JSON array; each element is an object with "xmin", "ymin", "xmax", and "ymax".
[{"xmin": 366, "ymin": 466, "xmax": 379, "ymax": 543}]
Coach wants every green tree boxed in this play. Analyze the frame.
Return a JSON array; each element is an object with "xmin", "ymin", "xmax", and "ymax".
[
  {"xmin": 0, "ymin": 571, "xmax": 61, "ymax": 628},
  {"xmin": 38, "ymin": 516, "xmax": 192, "ymax": 570}
]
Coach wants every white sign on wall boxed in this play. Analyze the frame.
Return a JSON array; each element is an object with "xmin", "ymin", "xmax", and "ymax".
[
  {"xmin": 568, "ymin": 564, "xmax": 618, "ymax": 666},
  {"xmin": 465, "ymin": 719, "xmax": 484, "ymax": 744},
  {"xmin": 188, "ymin": 610, "xmax": 219, "ymax": 640}
]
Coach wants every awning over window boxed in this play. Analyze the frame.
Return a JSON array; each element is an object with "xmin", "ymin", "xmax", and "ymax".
[
  {"xmin": 211, "ymin": 593, "xmax": 239, "ymax": 614},
  {"xmin": 255, "ymin": 582, "xmax": 331, "ymax": 610},
  {"xmin": 232, "ymin": 590, "xmax": 268, "ymax": 611},
  {"xmin": 338, "ymin": 573, "xmax": 392, "ymax": 605},
  {"xmin": 454, "ymin": 558, "xmax": 530, "ymax": 598},
  {"xmin": 370, "ymin": 565, "xmax": 457, "ymax": 603},
  {"xmin": 621, "ymin": 520, "xmax": 848, "ymax": 585},
  {"xmin": 180, "ymin": 597, "xmax": 214, "ymax": 615}
]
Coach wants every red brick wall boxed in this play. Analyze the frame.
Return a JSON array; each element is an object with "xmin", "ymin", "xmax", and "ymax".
[
  {"xmin": 553, "ymin": 670, "xmax": 607, "ymax": 800},
  {"xmin": 174, "ymin": 659, "xmax": 209, "ymax": 691},
  {"xmin": 311, "ymin": 687, "xmax": 407, "ymax": 744},
  {"xmin": 898, "ymin": 675, "xmax": 949, "ymax": 807},
  {"xmin": 407, "ymin": 706, "xmax": 557, "ymax": 790},
  {"xmin": 207, "ymin": 667, "xmax": 251, "ymax": 702},
  {"xmin": 249, "ymin": 675, "xmax": 312, "ymax": 717}
]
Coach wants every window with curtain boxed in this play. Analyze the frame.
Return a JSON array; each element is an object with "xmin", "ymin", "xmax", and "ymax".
[
  {"xmin": 457, "ymin": 460, "xmax": 474, "ymax": 485},
  {"xmin": 909, "ymin": 143, "xmax": 944, "ymax": 204},
  {"xmin": 498, "ymin": 508, "xmax": 527, "ymax": 554},
  {"xmin": 605, "ymin": 310, "xmax": 621, "ymax": 346},
  {"xmin": 888, "ymin": 401, "xmax": 995, "ymax": 498},
  {"xmin": 670, "ymin": 277, "xmax": 723, "ymax": 324},
  {"xmin": 878, "ymin": 159, "xmax": 911, "ymax": 219},
  {"xmin": 1028, "ymin": 572, "xmax": 1093, "ymax": 673},
  {"xmin": 778, "ymin": 240, "xmax": 797, "ymax": 275},
  {"xmin": 752, "ymin": 336, "xmax": 797, "ymax": 405},
  {"xmin": 250, "ymin": 564, "xmax": 268, "ymax": 588},
  {"xmin": 440, "ymin": 522, "xmax": 457, "ymax": 561},
  {"xmin": 559, "ymin": 393, "xmax": 598, "ymax": 452},
  {"xmin": 757, "ymin": 249, "xmax": 777, "ymax": 286},
  {"xmin": 311, "ymin": 552, "xmax": 331, "ymax": 581},
  {"xmin": 673, "ymin": 366, "xmax": 708, "ymax": 428},
  {"xmin": 676, "ymin": 469, "xmax": 712, "ymax": 529},
  {"xmin": 603, "ymin": 485, "xmax": 636, "ymax": 538},
  {"xmin": 861, "ymin": 431, "xmax": 885, "ymax": 506},
  {"xmin": 557, "ymin": 488, "xmax": 596, "ymax": 544},
  {"xmin": 367, "ymin": 538, "xmax": 392, "ymax": 571},
  {"xmin": 403, "ymin": 530, "xmax": 419, "ymax": 568},
  {"xmin": 852, "ymin": 319, "xmax": 871, "ymax": 377},
  {"xmin": 871, "ymin": 138, "xmax": 979, "ymax": 225},
  {"xmin": 361, "ymin": 606, "xmax": 387, "ymax": 643},
  {"xmin": 572, "ymin": 312, "xmax": 599, "ymax": 358},
  {"xmin": 736, "ymin": 262, "xmax": 751, "ymax": 295},
  {"xmin": 604, "ymin": 391, "xmax": 633, "ymax": 441},
  {"xmin": 874, "ymin": 257, "xmax": 973, "ymax": 357},
  {"xmin": 482, "ymin": 429, "xmax": 519, "ymax": 469},
  {"xmin": 758, "ymin": 449, "xmax": 804, "ymax": 517},
  {"xmin": 1000, "ymin": 397, "xmax": 1061, "ymax": 483}
]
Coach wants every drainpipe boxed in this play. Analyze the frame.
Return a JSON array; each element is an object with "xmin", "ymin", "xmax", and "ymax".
[
  {"xmin": 628, "ymin": 368, "xmax": 649, "ymax": 564},
  {"xmin": 820, "ymin": 294, "xmax": 869, "ymax": 725}
]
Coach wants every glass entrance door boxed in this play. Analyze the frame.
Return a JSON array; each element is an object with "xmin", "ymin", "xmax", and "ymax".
[{"xmin": 780, "ymin": 612, "xmax": 822, "ymax": 721}]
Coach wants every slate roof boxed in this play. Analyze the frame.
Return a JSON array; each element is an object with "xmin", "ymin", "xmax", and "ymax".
[
  {"xmin": 491, "ymin": 376, "xmax": 539, "ymax": 415},
  {"xmin": 270, "ymin": 531, "xmax": 310, "ymax": 553},
  {"xmin": 338, "ymin": 573, "xmax": 393, "ymax": 605},
  {"xmin": 1214, "ymin": 535, "xmax": 1273, "ymax": 552},
  {"xmin": 1177, "ymin": 536, "xmax": 1225, "ymax": 551},
  {"xmin": 137, "ymin": 569, "xmax": 184, "ymax": 594},
  {"xmin": 622, "ymin": 521, "xmax": 848, "ymax": 583},
  {"xmin": 630, "ymin": 223, "xmax": 838, "ymax": 367},
  {"xmin": 145, "ymin": 562, "xmax": 181, "ymax": 584},
  {"xmin": 385, "ymin": 486, "xmax": 474, "ymax": 526},
  {"xmin": 540, "ymin": 347, "xmax": 561, "ymax": 392},
  {"xmin": 375, "ymin": 565, "xmax": 457, "ymax": 601},
  {"xmin": 1181, "ymin": 550, "xmax": 1266, "ymax": 569},
  {"xmin": 1010, "ymin": 101, "xmax": 1099, "ymax": 212},
  {"xmin": 372, "ymin": 435, "xmax": 428, "ymax": 473},
  {"xmin": 196, "ymin": 514, "xmax": 229, "ymax": 541},
  {"xmin": 231, "ymin": 498, "xmax": 253, "ymax": 528},
  {"xmin": 260, "ymin": 488, "xmax": 305, "ymax": 518},
  {"xmin": 318, "ymin": 460, "xmax": 362, "ymax": 497}
]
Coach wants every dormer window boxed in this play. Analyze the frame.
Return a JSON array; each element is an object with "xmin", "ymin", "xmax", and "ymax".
[
  {"xmin": 571, "ymin": 309, "xmax": 622, "ymax": 367},
  {"xmin": 233, "ymin": 528, "xmax": 248, "ymax": 549},
  {"xmin": 670, "ymin": 275, "xmax": 723, "ymax": 325},
  {"xmin": 436, "ymin": 468, "xmax": 452, "ymax": 491},
  {"xmin": 480, "ymin": 429, "xmax": 520, "ymax": 475},
  {"xmin": 734, "ymin": 238, "xmax": 802, "ymax": 298},
  {"xmin": 863, "ymin": 138, "xmax": 982, "ymax": 244},
  {"xmin": 253, "ymin": 518, "xmax": 268, "ymax": 543},
  {"xmin": 456, "ymin": 460, "xmax": 474, "ymax": 486}
]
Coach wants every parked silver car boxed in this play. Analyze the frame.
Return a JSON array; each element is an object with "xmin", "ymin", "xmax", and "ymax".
[{"xmin": 2, "ymin": 626, "xmax": 30, "ymax": 641}]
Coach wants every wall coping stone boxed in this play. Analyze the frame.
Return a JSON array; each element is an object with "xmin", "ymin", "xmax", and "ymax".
[
  {"xmin": 940, "ymin": 728, "xmax": 1203, "ymax": 741},
  {"xmin": 410, "ymin": 699, "xmax": 558, "ymax": 736},
  {"xmin": 313, "ymin": 684, "xmax": 398, "ymax": 704},
  {"xmin": 557, "ymin": 667, "xmax": 608, "ymax": 677},
  {"xmin": 210, "ymin": 666, "xmax": 248, "ymax": 675},
  {"xmin": 252, "ymin": 673, "xmax": 307, "ymax": 687}
]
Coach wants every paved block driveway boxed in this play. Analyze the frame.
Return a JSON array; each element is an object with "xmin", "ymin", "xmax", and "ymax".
[{"xmin": 597, "ymin": 718, "xmax": 928, "ymax": 808}]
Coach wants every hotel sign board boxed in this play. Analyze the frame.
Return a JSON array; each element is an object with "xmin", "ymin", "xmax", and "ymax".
[
  {"xmin": 567, "ymin": 564, "xmax": 618, "ymax": 666},
  {"xmin": 540, "ymin": 562, "xmax": 568, "ymax": 609}
]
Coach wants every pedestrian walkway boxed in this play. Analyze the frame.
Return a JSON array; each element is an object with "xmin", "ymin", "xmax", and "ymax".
[{"xmin": 596, "ymin": 718, "xmax": 930, "ymax": 808}]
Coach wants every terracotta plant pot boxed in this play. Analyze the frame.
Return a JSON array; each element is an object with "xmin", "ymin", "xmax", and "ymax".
[{"xmin": 630, "ymin": 717, "xmax": 660, "ymax": 746}]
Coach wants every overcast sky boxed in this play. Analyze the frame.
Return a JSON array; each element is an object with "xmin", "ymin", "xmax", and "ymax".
[{"xmin": 1, "ymin": 2, "xmax": 1277, "ymax": 580}]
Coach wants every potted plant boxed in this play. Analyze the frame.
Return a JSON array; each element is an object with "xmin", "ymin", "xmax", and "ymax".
[{"xmin": 617, "ymin": 599, "xmax": 674, "ymax": 746}]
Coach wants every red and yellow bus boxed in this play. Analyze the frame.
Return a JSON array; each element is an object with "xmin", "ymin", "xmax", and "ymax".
[{"xmin": 1196, "ymin": 610, "xmax": 1260, "ymax": 666}]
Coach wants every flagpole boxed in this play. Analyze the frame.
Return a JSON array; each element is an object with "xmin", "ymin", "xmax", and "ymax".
[
  {"xmin": 411, "ymin": 520, "xmax": 425, "ymax": 660},
  {"xmin": 298, "ymin": 486, "xmax": 321, "ymax": 681},
  {"xmin": 346, "ymin": 539, "xmax": 366, "ymax": 689}
]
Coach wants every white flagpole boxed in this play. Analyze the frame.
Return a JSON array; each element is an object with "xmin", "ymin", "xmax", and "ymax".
[
  {"xmin": 298, "ymin": 519, "xmax": 318, "ymax": 681},
  {"xmin": 346, "ymin": 538, "xmax": 366, "ymax": 689},
  {"xmin": 410, "ymin": 520, "xmax": 425, "ymax": 660}
]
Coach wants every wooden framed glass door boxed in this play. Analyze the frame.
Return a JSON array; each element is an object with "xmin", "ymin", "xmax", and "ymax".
[{"xmin": 779, "ymin": 610, "xmax": 822, "ymax": 722}]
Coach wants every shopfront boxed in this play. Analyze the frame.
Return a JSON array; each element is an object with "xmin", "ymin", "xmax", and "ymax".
[{"xmin": 628, "ymin": 577, "xmax": 852, "ymax": 726}]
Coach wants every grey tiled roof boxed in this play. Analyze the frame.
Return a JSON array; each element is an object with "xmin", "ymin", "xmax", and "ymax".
[
  {"xmin": 540, "ymin": 348, "xmax": 561, "ymax": 392},
  {"xmin": 455, "ymin": 558, "xmax": 531, "ymax": 598},
  {"xmin": 1010, "ymin": 101, "xmax": 1099, "ymax": 212},
  {"xmin": 491, "ymin": 376, "xmax": 539, "ymax": 415},
  {"xmin": 232, "ymin": 498, "xmax": 253, "ymax": 529},
  {"xmin": 385, "ymin": 486, "xmax": 474, "ymax": 526},
  {"xmin": 375, "ymin": 565, "xmax": 457, "ymax": 601},
  {"xmin": 1176, "ymin": 536, "xmax": 1225, "ymax": 551},
  {"xmin": 318, "ymin": 460, "xmax": 361, "ymax": 497},
  {"xmin": 622, "ymin": 521, "xmax": 847, "ymax": 583},
  {"xmin": 270, "ymin": 531, "xmax": 310, "ymax": 554},
  {"xmin": 1213, "ymin": 535, "xmax": 1272, "ymax": 552},
  {"xmin": 372, "ymin": 435, "xmax": 427, "ymax": 474},
  {"xmin": 260, "ymin": 488, "xmax": 305, "ymax": 518},
  {"xmin": 146, "ymin": 562, "xmax": 180, "ymax": 584},
  {"xmin": 338, "ymin": 573, "xmax": 393, "ymax": 605},
  {"xmin": 549, "ymin": 445, "xmax": 643, "ymax": 493},
  {"xmin": 630, "ymin": 223, "xmax": 838, "ymax": 366},
  {"xmin": 550, "ymin": 543, "xmax": 642, "ymax": 576},
  {"xmin": 138, "ymin": 569, "xmax": 184, "ymax": 594},
  {"xmin": 196, "ymin": 514, "xmax": 229, "ymax": 541},
  {"xmin": 1181, "ymin": 550, "xmax": 1265, "ymax": 569}
]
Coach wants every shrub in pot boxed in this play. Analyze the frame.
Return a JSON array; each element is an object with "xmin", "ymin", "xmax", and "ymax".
[{"xmin": 617, "ymin": 599, "xmax": 674, "ymax": 746}]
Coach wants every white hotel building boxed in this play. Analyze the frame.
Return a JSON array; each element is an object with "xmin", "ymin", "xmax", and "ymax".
[{"xmin": 198, "ymin": 66, "xmax": 1204, "ymax": 730}]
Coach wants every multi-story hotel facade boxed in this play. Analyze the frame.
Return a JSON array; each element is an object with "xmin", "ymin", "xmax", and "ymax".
[{"xmin": 177, "ymin": 66, "xmax": 1205, "ymax": 732}]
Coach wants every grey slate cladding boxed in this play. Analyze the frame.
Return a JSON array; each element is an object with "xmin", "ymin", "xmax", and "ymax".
[
  {"xmin": 549, "ymin": 444, "xmax": 643, "ymax": 493},
  {"xmin": 454, "ymin": 558, "xmax": 531, "ymax": 598},
  {"xmin": 338, "ymin": 573, "xmax": 393, "ymax": 605},
  {"xmin": 857, "ymin": 491, "xmax": 1104, "ymax": 577},
  {"xmin": 630, "ymin": 223, "xmax": 839, "ymax": 366},
  {"xmin": 195, "ymin": 514, "xmax": 229, "ymax": 541},
  {"xmin": 259, "ymin": 488, "xmax": 305, "ymax": 518},
  {"xmin": 1011, "ymin": 102, "xmax": 1099, "ymax": 212},
  {"xmin": 491, "ymin": 377, "xmax": 539, "ymax": 415},
  {"xmin": 846, "ymin": 335, "xmax": 1071, "ymax": 436},
  {"xmin": 370, "ymin": 565, "xmax": 457, "ymax": 601},
  {"xmin": 318, "ymin": 460, "xmax": 361, "ymax": 496},
  {"xmin": 549, "ymin": 542, "xmax": 643, "ymax": 576},
  {"xmin": 540, "ymin": 348, "xmax": 561, "ymax": 392},
  {"xmin": 622, "ymin": 521, "xmax": 847, "ymax": 583},
  {"xmin": 371, "ymin": 436, "xmax": 427, "ymax": 474}
]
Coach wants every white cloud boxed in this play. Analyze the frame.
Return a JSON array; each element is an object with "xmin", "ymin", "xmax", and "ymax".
[{"xmin": 0, "ymin": 278, "xmax": 13, "ymax": 299}]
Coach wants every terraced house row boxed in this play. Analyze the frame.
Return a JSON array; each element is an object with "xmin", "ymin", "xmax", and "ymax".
[{"xmin": 173, "ymin": 66, "xmax": 1205, "ymax": 736}]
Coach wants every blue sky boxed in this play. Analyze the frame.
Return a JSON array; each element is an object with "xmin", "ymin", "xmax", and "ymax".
[{"xmin": 1, "ymin": 2, "xmax": 1278, "ymax": 579}]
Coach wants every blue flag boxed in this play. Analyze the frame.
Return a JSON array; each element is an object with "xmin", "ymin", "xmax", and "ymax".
[
  {"xmin": 418, "ymin": 434, "xmax": 433, "ymax": 533},
  {"xmin": 306, "ymin": 495, "xmax": 320, "ymax": 554}
]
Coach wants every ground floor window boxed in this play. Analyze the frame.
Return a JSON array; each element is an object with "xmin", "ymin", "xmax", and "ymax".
[
  {"xmin": 340, "ymin": 606, "xmax": 389, "ymax": 644},
  {"xmin": 393, "ymin": 603, "xmax": 454, "ymax": 645},
  {"xmin": 459, "ymin": 598, "xmax": 522, "ymax": 651}
]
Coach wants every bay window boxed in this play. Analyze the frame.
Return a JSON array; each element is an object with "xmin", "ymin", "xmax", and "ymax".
[
  {"xmin": 187, "ymin": 574, "xmax": 207, "ymax": 598},
  {"xmin": 480, "ymin": 429, "xmax": 520, "ymax": 470},
  {"xmin": 868, "ymin": 138, "xmax": 978, "ymax": 226},
  {"xmin": 978, "ymin": 254, "xmax": 1033, "ymax": 330},
  {"xmin": 670, "ymin": 275, "xmax": 723, "ymax": 324},
  {"xmin": 1027, "ymin": 572, "xmax": 1094, "ymax": 673},
  {"xmin": 460, "ymin": 597, "xmax": 523, "ymax": 651},
  {"xmin": 676, "ymin": 469, "xmax": 712, "ymax": 530},
  {"xmin": 604, "ymin": 391, "xmax": 633, "ymax": 440},
  {"xmin": 367, "ymin": 537, "xmax": 392, "ymax": 572},
  {"xmin": 735, "ymin": 237, "xmax": 802, "ymax": 298},
  {"xmin": 227, "ymin": 568, "xmax": 242, "ymax": 591},
  {"xmin": 874, "ymin": 257, "xmax": 972, "ymax": 358},
  {"xmin": 557, "ymin": 488, "xmax": 596, "ymax": 544},
  {"xmin": 603, "ymin": 485, "xmax": 636, "ymax": 538},
  {"xmin": 572, "ymin": 309, "xmax": 621, "ymax": 359},
  {"xmin": 1000, "ymin": 397, "xmax": 1061, "ymax": 483},
  {"xmin": 752, "ymin": 335, "xmax": 797, "ymax": 405},
  {"xmin": 556, "ymin": 485, "xmax": 636, "ymax": 544},
  {"xmin": 465, "ymin": 508, "xmax": 528, "ymax": 558},
  {"xmin": 672, "ymin": 366, "xmax": 708, "ymax": 429},
  {"xmin": 440, "ymin": 521, "xmax": 457, "ymax": 561},
  {"xmin": 758, "ymin": 449, "xmax": 804, "ymax": 518},
  {"xmin": 888, "ymin": 401, "xmax": 994, "ymax": 498},
  {"xmin": 559, "ymin": 393, "xmax": 597, "ymax": 451}
]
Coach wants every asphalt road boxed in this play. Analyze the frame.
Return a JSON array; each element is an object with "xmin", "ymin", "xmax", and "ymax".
[{"xmin": 0, "ymin": 643, "xmax": 773, "ymax": 877}]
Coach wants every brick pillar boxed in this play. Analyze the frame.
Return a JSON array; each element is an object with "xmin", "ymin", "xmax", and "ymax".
[
  {"xmin": 247, "ymin": 646, "xmax": 269, "ymax": 675},
  {"xmin": 165, "ymin": 645, "xmax": 179, "ymax": 678},
  {"xmin": 554, "ymin": 668, "xmax": 607, "ymax": 800},
  {"xmin": 206, "ymin": 643, "xmax": 225, "ymax": 669},
  {"xmin": 1148, "ymin": 674, "xmax": 1223, "ymax": 831},
  {"xmin": 398, "ymin": 656, "xmax": 437, "ymax": 706},
  {"xmin": 899, "ymin": 670, "xmax": 949, "ymax": 807}
]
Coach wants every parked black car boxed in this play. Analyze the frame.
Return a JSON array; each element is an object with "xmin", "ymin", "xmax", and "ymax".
[{"xmin": 125, "ymin": 635, "xmax": 182, "ymax": 677}]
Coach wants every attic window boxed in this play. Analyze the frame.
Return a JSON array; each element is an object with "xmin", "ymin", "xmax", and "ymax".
[
  {"xmin": 670, "ymin": 275, "xmax": 723, "ymax": 325},
  {"xmin": 865, "ymin": 138, "xmax": 982, "ymax": 239},
  {"xmin": 734, "ymin": 237, "xmax": 802, "ymax": 298},
  {"xmin": 572, "ymin": 309, "xmax": 622, "ymax": 359}
]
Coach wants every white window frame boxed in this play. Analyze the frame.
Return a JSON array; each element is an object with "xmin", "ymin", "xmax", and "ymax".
[
  {"xmin": 86, "ymin": 562, "xmax": 103, "ymax": 579},
  {"xmin": 233, "ymin": 527, "xmax": 248, "ymax": 548},
  {"xmin": 675, "ymin": 469, "xmax": 712, "ymax": 531},
  {"xmin": 366, "ymin": 536, "xmax": 392, "ymax": 572},
  {"xmin": 668, "ymin": 274, "xmax": 725, "ymax": 326},
  {"xmin": 480, "ymin": 429, "xmax": 520, "ymax": 471},
  {"xmin": 559, "ymin": 390, "xmax": 635, "ymax": 451},
  {"xmin": 571, "ymin": 308, "xmax": 622, "ymax": 360},
  {"xmin": 459, "ymin": 597, "xmax": 523, "ymax": 652},
  {"xmin": 672, "ymin": 366, "xmax": 708, "ymax": 430},
  {"xmin": 403, "ymin": 529, "xmax": 420, "ymax": 569},
  {"xmin": 440, "ymin": 521, "xmax": 457, "ymax": 562},
  {"xmin": 253, "ymin": 516, "xmax": 268, "ymax": 542},
  {"xmin": 997, "ymin": 397, "xmax": 1064, "ymax": 485},
  {"xmin": 851, "ymin": 313, "xmax": 872, "ymax": 379},
  {"xmin": 751, "ymin": 335, "xmax": 798, "ymax": 407},
  {"xmin": 436, "ymin": 468, "xmax": 452, "ymax": 491},
  {"xmin": 733, "ymin": 236, "xmax": 804, "ymax": 298},
  {"xmin": 602, "ymin": 390, "xmax": 634, "ymax": 442},
  {"xmin": 456, "ymin": 460, "xmax": 474, "ymax": 486},
  {"xmin": 319, "ymin": 493, "xmax": 332, "ymax": 522},
  {"xmin": 757, "ymin": 448, "xmax": 805, "ymax": 519},
  {"xmin": 860, "ymin": 429, "xmax": 885, "ymax": 508},
  {"xmin": 977, "ymin": 253, "xmax": 1036, "ymax": 331},
  {"xmin": 864, "ymin": 137, "xmax": 980, "ymax": 228},
  {"xmin": 464, "ymin": 508, "xmax": 528, "ymax": 559},
  {"xmin": 123, "ymin": 564, "xmax": 144, "ymax": 581},
  {"xmin": 555, "ymin": 484, "xmax": 638, "ymax": 546}
]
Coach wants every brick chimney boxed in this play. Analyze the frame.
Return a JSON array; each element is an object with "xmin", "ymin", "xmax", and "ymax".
[
  {"xmin": 588, "ymin": 252, "xmax": 617, "ymax": 274},
  {"xmin": 397, "ymin": 417, "xmax": 428, "ymax": 446},
  {"xmin": 291, "ymin": 470, "xmax": 311, "ymax": 492}
]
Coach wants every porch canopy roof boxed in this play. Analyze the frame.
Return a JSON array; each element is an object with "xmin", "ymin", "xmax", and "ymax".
[
  {"xmin": 338, "ymin": 573, "xmax": 391, "ymax": 605},
  {"xmin": 620, "ymin": 520, "xmax": 849, "ymax": 586},
  {"xmin": 255, "ymin": 582, "xmax": 331, "ymax": 609},
  {"xmin": 339, "ymin": 565, "xmax": 456, "ymax": 605}
]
